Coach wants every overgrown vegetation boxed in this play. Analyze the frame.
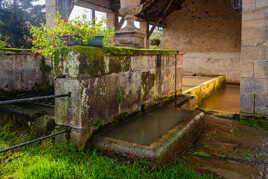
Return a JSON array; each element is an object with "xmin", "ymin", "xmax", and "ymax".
[
  {"xmin": 150, "ymin": 30, "xmax": 163, "ymax": 49},
  {"xmin": 31, "ymin": 12, "xmax": 114, "ymax": 60},
  {"xmin": 0, "ymin": 0, "xmax": 45, "ymax": 48},
  {"xmin": 0, "ymin": 34, "xmax": 6, "ymax": 48},
  {"xmin": 0, "ymin": 140, "xmax": 216, "ymax": 179}
]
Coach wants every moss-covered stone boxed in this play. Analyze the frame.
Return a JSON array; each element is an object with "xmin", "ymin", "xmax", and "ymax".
[
  {"xmin": 0, "ymin": 48, "xmax": 32, "ymax": 55},
  {"xmin": 141, "ymin": 72, "xmax": 156, "ymax": 100}
]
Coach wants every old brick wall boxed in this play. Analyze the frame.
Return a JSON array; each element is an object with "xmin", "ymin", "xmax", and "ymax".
[
  {"xmin": 0, "ymin": 50, "xmax": 47, "ymax": 92},
  {"xmin": 162, "ymin": 0, "xmax": 241, "ymax": 83},
  {"xmin": 240, "ymin": 0, "xmax": 268, "ymax": 116}
]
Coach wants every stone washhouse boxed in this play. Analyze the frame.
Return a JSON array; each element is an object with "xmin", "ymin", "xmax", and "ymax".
[{"xmin": 45, "ymin": 0, "xmax": 268, "ymax": 147}]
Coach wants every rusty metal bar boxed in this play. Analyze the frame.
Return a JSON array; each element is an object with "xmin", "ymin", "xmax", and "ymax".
[
  {"xmin": 0, "ymin": 93, "xmax": 71, "ymax": 105},
  {"xmin": 0, "ymin": 129, "xmax": 68, "ymax": 154}
]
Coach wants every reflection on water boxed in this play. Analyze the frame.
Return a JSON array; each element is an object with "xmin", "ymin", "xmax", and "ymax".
[
  {"xmin": 200, "ymin": 84, "xmax": 240, "ymax": 113},
  {"xmin": 104, "ymin": 106, "xmax": 194, "ymax": 145}
]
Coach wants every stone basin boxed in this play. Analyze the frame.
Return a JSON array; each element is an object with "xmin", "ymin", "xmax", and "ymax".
[{"xmin": 92, "ymin": 105, "xmax": 205, "ymax": 162}]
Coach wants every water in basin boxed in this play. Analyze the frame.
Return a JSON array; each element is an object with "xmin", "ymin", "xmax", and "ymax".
[{"xmin": 102, "ymin": 106, "xmax": 195, "ymax": 145}]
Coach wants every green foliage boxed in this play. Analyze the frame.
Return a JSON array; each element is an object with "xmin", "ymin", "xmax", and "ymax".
[
  {"xmin": 0, "ymin": 35, "xmax": 6, "ymax": 48},
  {"xmin": 31, "ymin": 12, "xmax": 115, "ymax": 60},
  {"xmin": 193, "ymin": 151, "xmax": 211, "ymax": 158},
  {"xmin": 150, "ymin": 31, "xmax": 163, "ymax": 49},
  {"xmin": 0, "ymin": 0, "xmax": 45, "ymax": 48},
  {"xmin": 117, "ymin": 90, "xmax": 123, "ymax": 104},
  {"xmin": 238, "ymin": 118, "xmax": 259, "ymax": 128},
  {"xmin": 0, "ymin": 141, "xmax": 216, "ymax": 179},
  {"xmin": 40, "ymin": 57, "xmax": 52, "ymax": 72},
  {"xmin": 93, "ymin": 120, "xmax": 103, "ymax": 128}
]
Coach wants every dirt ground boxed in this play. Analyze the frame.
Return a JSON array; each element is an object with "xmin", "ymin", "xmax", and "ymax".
[{"xmin": 183, "ymin": 115, "xmax": 268, "ymax": 179}]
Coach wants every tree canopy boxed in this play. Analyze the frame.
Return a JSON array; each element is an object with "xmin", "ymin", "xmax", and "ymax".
[{"xmin": 0, "ymin": 0, "xmax": 46, "ymax": 48}]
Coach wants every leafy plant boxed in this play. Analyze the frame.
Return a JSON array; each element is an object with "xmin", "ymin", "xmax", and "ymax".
[
  {"xmin": 0, "ymin": 34, "xmax": 6, "ymax": 48},
  {"xmin": 117, "ymin": 90, "xmax": 123, "ymax": 104},
  {"xmin": 40, "ymin": 56, "xmax": 52, "ymax": 72},
  {"xmin": 30, "ymin": 12, "xmax": 115, "ymax": 64}
]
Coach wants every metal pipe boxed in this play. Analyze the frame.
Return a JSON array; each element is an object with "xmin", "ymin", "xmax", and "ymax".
[
  {"xmin": 0, "ymin": 93, "xmax": 71, "ymax": 105},
  {"xmin": 0, "ymin": 129, "xmax": 68, "ymax": 154},
  {"xmin": 174, "ymin": 55, "xmax": 177, "ymax": 106}
]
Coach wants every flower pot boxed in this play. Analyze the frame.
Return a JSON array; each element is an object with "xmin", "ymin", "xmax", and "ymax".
[
  {"xmin": 61, "ymin": 35, "xmax": 104, "ymax": 47},
  {"xmin": 84, "ymin": 35, "xmax": 104, "ymax": 47}
]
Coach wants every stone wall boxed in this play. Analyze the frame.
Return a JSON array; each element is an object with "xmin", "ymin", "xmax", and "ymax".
[
  {"xmin": 183, "ymin": 52, "xmax": 240, "ymax": 83},
  {"xmin": 0, "ymin": 49, "xmax": 48, "ymax": 92},
  {"xmin": 240, "ymin": 0, "xmax": 268, "ymax": 116},
  {"xmin": 162, "ymin": 0, "xmax": 241, "ymax": 83},
  {"xmin": 55, "ymin": 46, "xmax": 183, "ymax": 147}
]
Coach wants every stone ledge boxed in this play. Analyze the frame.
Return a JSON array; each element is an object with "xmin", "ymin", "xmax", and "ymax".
[{"xmin": 92, "ymin": 112, "xmax": 205, "ymax": 162}]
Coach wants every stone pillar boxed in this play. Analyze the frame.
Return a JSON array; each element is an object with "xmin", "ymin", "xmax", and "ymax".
[
  {"xmin": 107, "ymin": 12, "xmax": 116, "ymax": 43},
  {"xmin": 140, "ymin": 21, "xmax": 149, "ymax": 48},
  {"xmin": 45, "ymin": 0, "xmax": 74, "ymax": 27},
  {"xmin": 115, "ymin": 0, "xmax": 145, "ymax": 48},
  {"xmin": 240, "ymin": 0, "xmax": 268, "ymax": 116},
  {"xmin": 45, "ymin": 0, "xmax": 57, "ymax": 28}
]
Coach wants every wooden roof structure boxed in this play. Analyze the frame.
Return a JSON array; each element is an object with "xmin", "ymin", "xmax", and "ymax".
[{"xmin": 77, "ymin": 0, "xmax": 185, "ymax": 26}]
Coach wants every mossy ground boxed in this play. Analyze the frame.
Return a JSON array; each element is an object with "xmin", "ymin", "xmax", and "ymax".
[
  {"xmin": 0, "ymin": 127, "xmax": 216, "ymax": 179},
  {"xmin": 0, "ymin": 140, "xmax": 217, "ymax": 179}
]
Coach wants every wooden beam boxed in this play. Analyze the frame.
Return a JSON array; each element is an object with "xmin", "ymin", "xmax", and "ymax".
[
  {"xmin": 76, "ymin": 0, "xmax": 113, "ymax": 12},
  {"xmin": 147, "ymin": 24, "xmax": 156, "ymax": 39},
  {"xmin": 116, "ymin": 16, "xmax": 125, "ymax": 31}
]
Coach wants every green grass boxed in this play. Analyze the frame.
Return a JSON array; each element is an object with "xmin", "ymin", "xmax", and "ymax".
[
  {"xmin": 193, "ymin": 151, "xmax": 211, "ymax": 158},
  {"xmin": 0, "ymin": 141, "xmax": 216, "ymax": 179}
]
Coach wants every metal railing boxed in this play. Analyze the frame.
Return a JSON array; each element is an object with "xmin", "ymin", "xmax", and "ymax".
[
  {"xmin": 0, "ymin": 92, "xmax": 71, "ymax": 105},
  {"xmin": 0, "ymin": 92, "xmax": 72, "ymax": 154},
  {"xmin": 0, "ymin": 129, "xmax": 69, "ymax": 154}
]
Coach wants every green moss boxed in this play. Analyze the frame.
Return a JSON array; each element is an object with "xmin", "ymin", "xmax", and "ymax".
[
  {"xmin": 69, "ymin": 46, "xmax": 178, "ymax": 57},
  {"xmin": 193, "ymin": 151, "xmax": 211, "ymax": 158},
  {"xmin": 53, "ymin": 46, "xmax": 178, "ymax": 77},
  {"xmin": 0, "ymin": 48, "xmax": 32, "ymax": 55},
  {"xmin": 103, "ymin": 46, "xmax": 178, "ymax": 56},
  {"xmin": 113, "ymin": 112, "xmax": 129, "ymax": 122},
  {"xmin": 141, "ymin": 72, "xmax": 155, "ymax": 100}
]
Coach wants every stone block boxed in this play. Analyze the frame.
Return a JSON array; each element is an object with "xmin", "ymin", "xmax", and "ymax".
[
  {"xmin": 240, "ymin": 61, "xmax": 254, "ymax": 78},
  {"xmin": 255, "ymin": 93, "xmax": 268, "ymax": 115},
  {"xmin": 256, "ymin": 0, "xmax": 268, "ymax": 9},
  {"xmin": 243, "ymin": 0, "xmax": 256, "ymax": 12},
  {"xmin": 242, "ymin": 27, "xmax": 265, "ymax": 46},
  {"xmin": 254, "ymin": 60, "xmax": 268, "ymax": 78},
  {"xmin": 240, "ymin": 77, "xmax": 256, "ymax": 94},
  {"xmin": 240, "ymin": 46, "xmax": 264, "ymax": 62},
  {"xmin": 240, "ymin": 92, "xmax": 254, "ymax": 114}
]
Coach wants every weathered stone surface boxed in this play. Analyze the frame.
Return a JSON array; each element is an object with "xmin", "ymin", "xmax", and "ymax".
[
  {"xmin": 182, "ymin": 52, "xmax": 240, "ymax": 83},
  {"xmin": 240, "ymin": 61, "xmax": 254, "ymax": 78},
  {"xmin": 240, "ymin": 0, "xmax": 268, "ymax": 116},
  {"xmin": 0, "ymin": 51, "xmax": 48, "ymax": 92},
  {"xmin": 55, "ymin": 47, "xmax": 183, "ymax": 147},
  {"xmin": 161, "ymin": 0, "xmax": 241, "ymax": 83}
]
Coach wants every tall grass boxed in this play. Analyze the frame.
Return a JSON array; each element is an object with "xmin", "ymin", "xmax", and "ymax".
[{"xmin": 0, "ymin": 141, "xmax": 216, "ymax": 179}]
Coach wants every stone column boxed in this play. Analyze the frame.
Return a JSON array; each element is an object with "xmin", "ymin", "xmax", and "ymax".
[
  {"xmin": 107, "ymin": 12, "xmax": 116, "ymax": 43},
  {"xmin": 45, "ymin": 0, "xmax": 74, "ymax": 28},
  {"xmin": 45, "ymin": 0, "xmax": 57, "ymax": 28},
  {"xmin": 140, "ymin": 21, "xmax": 149, "ymax": 48},
  {"xmin": 240, "ymin": 0, "xmax": 268, "ymax": 116},
  {"xmin": 115, "ymin": 0, "xmax": 145, "ymax": 48}
]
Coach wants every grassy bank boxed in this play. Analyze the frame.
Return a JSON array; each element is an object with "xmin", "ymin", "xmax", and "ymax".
[{"xmin": 0, "ymin": 140, "xmax": 216, "ymax": 179}]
